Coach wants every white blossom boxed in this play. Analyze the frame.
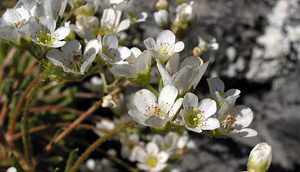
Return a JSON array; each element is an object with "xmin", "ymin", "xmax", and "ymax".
[
  {"xmin": 144, "ymin": 30, "xmax": 184, "ymax": 60},
  {"xmin": 99, "ymin": 34, "xmax": 131, "ymax": 64},
  {"xmin": 6, "ymin": 167, "xmax": 17, "ymax": 172},
  {"xmin": 218, "ymin": 102, "xmax": 257, "ymax": 138},
  {"xmin": 152, "ymin": 132, "xmax": 179, "ymax": 154},
  {"xmin": 128, "ymin": 85, "xmax": 183, "ymax": 128},
  {"xmin": 29, "ymin": 16, "xmax": 70, "ymax": 47},
  {"xmin": 154, "ymin": 10, "xmax": 169, "ymax": 27},
  {"xmin": 207, "ymin": 77, "xmax": 240, "ymax": 107},
  {"xmin": 46, "ymin": 39, "xmax": 101, "ymax": 75},
  {"xmin": 248, "ymin": 143, "xmax": 272, "ymax": 172},
  {"xmin": 180, "ymin": 93, "xmax": 220, "ymax": 133},
  {"xmin": 71, "ymin": 16, "xmax": 99, "ymax": 40},
  {"xmin": 131, "ymin": 142, "xmax": 169, "ymax": 172},
  {"xmin": 101, "ymin": 8, "xmax": 130, "ymax": 34},
  {"xmin": 0, "ymin": 4, "xmax": 32, "ymax": 42},
  {"xmin": 175, "ymin": 1, "xmax": 194, "ymax": 22},
  {"xmin": 157, "ymin": 56, "xmax": 208, "ymax": 94},
  {"xmin": 109, "ymin": 49, "xmax": 152, "ymax": 79}
]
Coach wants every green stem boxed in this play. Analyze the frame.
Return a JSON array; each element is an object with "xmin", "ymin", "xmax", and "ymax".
[
  {"xmin": 100, "ymin": 72, "xmax": 108, "ymax": 93},
  {"xmin": 69, "ymin": 121, "xmax": 135, "ymax": 172}
]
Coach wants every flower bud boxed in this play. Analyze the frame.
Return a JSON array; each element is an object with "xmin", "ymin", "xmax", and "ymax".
[
  {"xmin": 155, "ymin": 0, "xmax": 168, "ymax": 10},
  {"xmin": 247, "ymin": 143, "xmax": 272, "ymax": 172}
]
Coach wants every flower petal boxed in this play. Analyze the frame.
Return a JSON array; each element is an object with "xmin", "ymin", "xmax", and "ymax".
[
  {"xmin": 39, "ymin": 16, "xmax": 56, "ymax": 33},
  {"xmin": 53, "ymin": 26, "xmax": 70, "ymax": 40},
  {"xmin": 232, "ymin": 128, "xmax": 258, "ymax": 138},
  {"xmin": 171, "ymin": 41, "xmax": 184, "ymax": 53},
  {"xmin": 168, "ymin": 98, "xmax": 183, "ymax": 119},
  {"xmin": 144, "ymin": 37, "xmax": 156, "ymax": 50},
  {"xmin": 51, "ymin": 41, "xmax": 66, "ymax": 48},
  {"xmin": 201, "ymin": 118, "xmax": 220, "ymax": 130},
  {"xmin": 157, "ymin": 151, "xmax": 169, "ymax": 163},
  {"xmin": 117, "ymin": 19, "xmax": 130, "ymax": 32},
  {"xmin": 233, "ymin": 105, "xmax": 254, "ymax": 128},
  {"xmin": 156, "ymin": 30, "xmax": 175, "ymax": 47},
  {"xmin": 158, "ymin": 85, "xmax": 178, "ymax": 113},
  {"xmin": 198, "ymin": 98, "xmax": 217, "ymax": 119},
  {"xmin": 128, "ymin": 109, "xmax": 148, "ymax": 126},
  {"xmin": 183, "ymin": 92, "xmax": 198, "ymax": 110},
  {"xmin": 103, "ymin": 34, "xmax": 118, "ymax": 49},
  {"xmin": 207, "ymin": 77, "xmax": 225, "ymax": 97},
  {"xmin": 132, "ymin": 89, "xmax": 157, "ymax": 114},
  {"xmin": 157, "ymin": 61, "xmax": 172, "ymax": 85},
  {"xmin": 146, "ymin": 142, "xmax": 159, "ymax": 155},
  {"xmin": 61, "ymin": 40, "xmax": 82, "ymax": 55}
]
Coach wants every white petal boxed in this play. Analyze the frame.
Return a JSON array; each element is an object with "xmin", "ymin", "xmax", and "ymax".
[
  {"xmin": 51, "ymin": 41, "xmax": 66, "ymax": 48},
  {"xmin": 101, "ymin": 8, "xmax": 115, "ymax": 28},
  {"xmin": 84, "ymin": 39, "xmax": 101, "ymax": 58},
  {"xmin": 183, "ymin": 92, "xmax": 198, "ymax": 110},
  {"xmin": 131, "ymin": 47, "xmax": 142, "ymax": 58},
  {"xmin": 168, "ymin": 98, "xmax": 183, "ymax": 119},
  {"xmin": 103, "ymin": 34, "xmax": 118, "ymax": 49},
  {"xmin": 158, "ymin": 85, "xmax": 178, "ymax": 113},
  {"xmin": 128, "ymin": 109, "xmax": 148, "ymax": 126},
  {"xmin": 198, "ymin": 98, "xmax": 217, "ymax": 119},
  {"xmin": 165, "ymin": 53, "xmax": 180, "ymax": 75},
  {"xmin": 0, "ymin": 26, "xmax": 19, "ymax": 42},
  {"xmin": 117, "ymin": 46, "xmax": 131, "ymax": 60},
  {"xmin": 171, "ymin": 66, "xmax": 193, "ymax": 94},
  {"xmin": 156, "ymin": 30, "xmax": 175, "ymax": 47},
  {"xmin": 61, "ymin": 40, "xmax": 82, "ymax": 55},
  {"xmin": 39, "ymin": 16, "xmax": 56, "ymax": 33},
  {"xmin": 207, "ymin": 77, "xmax": 225, "ymax": 97},
  {"xmin": 218, "ymin": 95, "xmax": 238, "ymax": 120},
  {"xmin": 157, "ymin": 152, "xmax": 169, "ymax": 163},
  {"xmin": 134, "ymin": 50, "xmax": 152, "ymax": 72},
  {"xmin": 53, "ymin": 26, "xmax": 70, "ymax": 40},
  {"xmin": 180, "ymin": 56, "xmax": 203, "ymax": 69},
  {"xmin": 146, "ymin": 142, "xmax": 159, "ymax": 155},
  {"xmin": 154, "ymin": 10, "xmax": 168, "ymax": 26},
  {"xmin": 171, "ymin": 41, "xmax": 184, "ymax": 53},
  {"xmin": 132, "ymin": 89, "xmax": 157, "ymax": 114},
  {"xmin": 110, "ymin": 64, "xmax": 135, "ymax": 77},
  {"xmin": 201, "ymin": 118, "xmax": 220, "ymax": 130},
  {"xmin": 233, "ymin": 105, "xmax": 254, "ymax": 128},
  {"xmin": 46, "ymin": 49, "xmax": 65, "ymax": 67},
  {"xmin": 145, "ymin": 116, "xmax": 167, "ymax": 128},
  {"xmin": 157, "ymin": 62, "xmax": 172, "ymax": 85},
  {"xmin": 225, "ymin": 89, "xmax": 241, "ymax": 98},
  {"xmin": 117, "ymin": 19, "xmax": 130, "ymax": 32},
  {"xmin": 144, "ymin": 37, "xmax": 156, "ymax": 50},
  {"xmin": 232, "ymin": 128, "xmax": 258, "ymax": 138},
  {"xmin": 135, "ymin": 147, "xmax": 147, "ymax": 162}
]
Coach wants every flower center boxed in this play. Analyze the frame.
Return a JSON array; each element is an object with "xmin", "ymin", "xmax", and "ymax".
[
  {"xmin": 36, "ymin": 30, "xmax": 57, "ymax": 46},
  {"xmin": 12, "ymin": 21, "xmax": 21, "ymax": 28},
  {"xmin": 184, "ymin": 109, "xmax": 205, "ymax": 128},
  {"xmin": 69, "ymin": 54, "xmax": 84, "ymax": 72},
  {"xmin": 145, "ymin": 155, "xmax": 158, "ymax": 168},
  {"xmin": 221, "ymin": 114, "xmax": 236, "ymax": 130},
  {"xmin": 158, "ymin": 46, "xmax": 173, "ymax": 56}
]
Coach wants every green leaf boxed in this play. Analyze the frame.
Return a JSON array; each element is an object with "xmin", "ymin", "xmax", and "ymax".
[{"xmin": 64, "ymin": 148, "xmax": 79, "ymax": 172}]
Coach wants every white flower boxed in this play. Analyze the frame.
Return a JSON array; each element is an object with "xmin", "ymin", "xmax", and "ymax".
[
  {"xmin": 198, "ymin": 37, "xmax": 219, "ymax": 51},
  {"xmin": 175, "ymin": 1, "xmax": 194, "ymax": 22},
  {"xmin": 109, "ymin": 49, "xmax": 152, "ymax": 79},
  {"xmin": 128, "ymin": 85, "xmax": 183, "ymax": 128},
  {"xmin": 100, "ymin": 8, "xmax": 130, "ymax": 34},
  {"xmin": 131, "ymin": 142, "xmax": 169, "ymax": 172},
  {"xmin": 6, "ymin": 167, "xmax": 17, "ymax": 172},
  {"xmin": 157, "ymin": 56, "xmax": 208, "ymax": 94},
  {"xmin": 29, "ymin": 16, "xmax": 70, "ymax": 47},
  {"xmin": 95, "ymin": 119, "xmax": 115, "ymax": 136},
  {"xmin": 180, "ymin": 93, "xmax": 220, "ymax": 133},
  {"xmin": 218, "ymin": 102, "xmax": 257, "ymax": 138},
  {"xmin": 99, "ymin": 34, "xmax": 131, "ymax": 64},
  {"xmin": 154, "ymin": 10, "xmax": 169, "ymax": 27},
  {"xmin": 144, "ymin": 30, "xmax": 184, "ymax": 60},
  {"xmin": 71, "ymin": 16, "xmax": 99, "ymax": 40},
  {"xmin": 207, "ymin": 77, "xmax": 240, "ymax": 107},
  {"xmin": 0, "ymin": 5, "xmax": 32, "ymax": 42},
  {"xmin": 46, "ymin": 39, "xmax": 101, "ymax": 75},
  {"xmin": 247, "ymin": 143, "xmax": 272, "ymax": 172},
  {"xmin": 152, "ymin": 132, "xmax": 179, "ymax": 153}
]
